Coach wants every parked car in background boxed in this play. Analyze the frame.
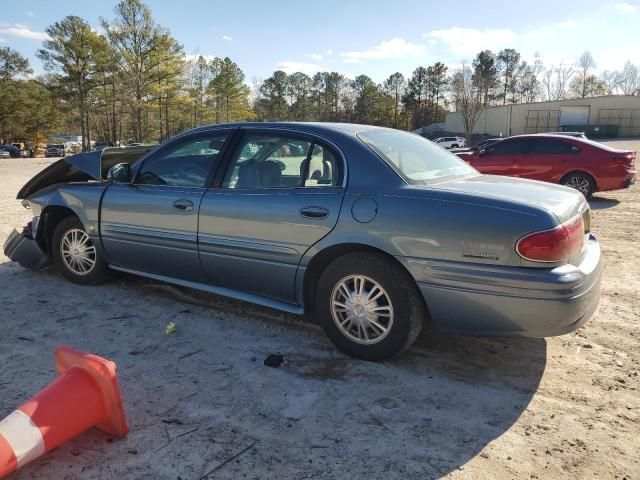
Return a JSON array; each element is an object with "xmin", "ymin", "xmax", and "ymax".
[
  {"xmin": 94, "ymin": 141, "xmax": 115, "ymax": 151},
  {"xmin": 0, "ymin": 150, "xmax": 10, "ymax": 158},
  {"xmin": 456, "ymin": 134, "xmax": 636, "ymax": 197},
  {"xmin": 0, "ymin": 145, "xmax": 21, "ymax": 158},
  {"xmin": 432, "ymin": 136, "xmax": 466, "ymax": 149},
  {"xmin": 451, "ymin": 138, "xmax": 502, "ymax": 153},
  {"xmin": 11, "ymin": 142, "xmax": 31, "ymax": 157},
  {"xmin": 5, "ymin": 123, "xmax": 601, "ymax": 360},
  {"xmin": 45, "ymin": 144, "xmax": 66, "ymax": 157}
]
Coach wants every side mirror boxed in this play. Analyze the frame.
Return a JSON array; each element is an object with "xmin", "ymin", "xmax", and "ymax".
[{"xmin": 107, "ymin": 163, "xmax": 132, "ymax": 183}]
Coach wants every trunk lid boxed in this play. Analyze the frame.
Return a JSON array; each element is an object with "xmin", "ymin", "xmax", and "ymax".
[
  {"xmin": 17, "ymin": 146, "xmax": 154, "ymax": 199},
  {"xmin": 428, "ymin": 174, "xmax": 589, "ymax": 224}
]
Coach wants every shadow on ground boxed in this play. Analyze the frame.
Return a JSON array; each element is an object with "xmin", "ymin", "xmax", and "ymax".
[
  {"xmin": 589, "ymin": 196, "xmax": 620, "ymax": 210},
  {"xmin": 1, "ymin": 264, "xmax": 546, "ymax": 479}
]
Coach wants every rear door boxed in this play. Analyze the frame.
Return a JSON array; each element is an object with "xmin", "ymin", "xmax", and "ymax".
[
  {"xmin": 519, "ymin": 137, "xmax": 579, "ymax": 182},
  {"xmin": 100, "ymin": 129, "xmax": 233, "ymax": 281},
  {"xmin": 470, "ymin": 138, "xmax": 529, "ymax": 176},
  {"xmin": 197, "ymin": 129, "xmax": 346, "ymax": 302}
]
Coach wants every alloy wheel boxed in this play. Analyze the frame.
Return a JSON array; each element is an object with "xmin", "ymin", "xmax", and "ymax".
[
  {"xmin": 564, "ymin": 176, "xmax": 591, "ymax": 196},
  {"xmin": 330, "ymin": 275, "xmax": 394, "ymax": 345},
  {"xmin": 60, "ymin": 228, "xmax": 97, "ymax": 275}
]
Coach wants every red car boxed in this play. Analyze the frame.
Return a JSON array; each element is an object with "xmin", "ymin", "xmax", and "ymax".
[{"xmin": 456, "ymin": 134, "xmax": 636, "ymax": 197}]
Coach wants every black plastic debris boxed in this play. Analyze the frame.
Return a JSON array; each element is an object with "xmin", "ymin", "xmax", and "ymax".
[{"xmin": 264, "ymin": 354, "xmax": 284, "ymax": 368}]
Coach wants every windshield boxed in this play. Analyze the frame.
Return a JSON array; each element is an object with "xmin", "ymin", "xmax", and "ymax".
[{"xmin": 357, "ymin": 129, "xmax": 477, "ymax": 184}]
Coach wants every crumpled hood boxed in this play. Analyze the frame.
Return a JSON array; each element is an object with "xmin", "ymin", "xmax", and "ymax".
[
  {"xmin": 428, "ymin": 174, "xmax": 589, "ymax": 223},
  {"xmin": 17, "ymin": 146, "xmax": 154, "ymax": 199}
]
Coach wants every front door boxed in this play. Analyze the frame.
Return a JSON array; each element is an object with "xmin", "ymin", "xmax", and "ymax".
[
  {"xmin": 100, "ymin": 130, "xmax": 233, "ymax": 281},
  {"xmin": 198, "ymin": 130, "xmax": 345, "ymax": 302},
  {"xmin": 472, "ymin": 137, "xmax": 529, "ymax": 176}
]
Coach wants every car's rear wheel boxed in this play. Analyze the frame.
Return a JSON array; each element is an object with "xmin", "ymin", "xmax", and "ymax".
[
  {"xmin": 52, "ymin": 217, "xmax": 113, "ymax": 285},
  {"xmin": 562, "ymin": 172, "xmax": 595, "ymax": 198},
  {"xmin": 315, "ymin": 252, "xmax": 424, "ymax": 361}
]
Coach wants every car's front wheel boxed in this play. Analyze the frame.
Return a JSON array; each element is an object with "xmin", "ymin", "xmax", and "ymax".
[
  {"xmin": 52, "ymin": 216, "xmax": 113, "ymax": 285},
  {"xmin": 315, "ymin": 252, "xmax": 424, "ymax": 361}
]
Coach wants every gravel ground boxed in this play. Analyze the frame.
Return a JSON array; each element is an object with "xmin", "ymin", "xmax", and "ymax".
[{"xmin": 1, "ymin": 142, "xmax": 639, "ymax": 479}]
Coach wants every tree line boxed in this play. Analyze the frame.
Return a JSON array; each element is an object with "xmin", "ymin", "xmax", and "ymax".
[{"xmin": 0, "ymin": 0, "xmax": 639, "ymax": 150}]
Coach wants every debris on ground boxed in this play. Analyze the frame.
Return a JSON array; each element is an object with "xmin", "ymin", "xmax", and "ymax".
[{"xmin": 264, "ymin": 354, "xmax": 285, "ymax": 368}]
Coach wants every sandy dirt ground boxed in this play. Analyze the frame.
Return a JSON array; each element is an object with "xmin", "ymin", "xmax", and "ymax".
[{"xmin": 0, "ymin": 141, "xmax": 638, "ymax": 479}]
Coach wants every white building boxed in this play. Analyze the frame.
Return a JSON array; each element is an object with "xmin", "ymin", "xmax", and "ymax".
[{"xmin": 445, "ymin": 95, "xmax": 640, "ymax": 137}]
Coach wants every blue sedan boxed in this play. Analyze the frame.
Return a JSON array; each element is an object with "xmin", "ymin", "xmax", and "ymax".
[{"xmin": 4, "ymin": 123, "xmax": 602, "ymax": 360}]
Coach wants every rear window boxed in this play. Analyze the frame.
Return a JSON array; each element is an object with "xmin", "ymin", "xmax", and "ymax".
[{"xmin": 357, "ymin": 129, "xmax": 476, "ymax": 184}]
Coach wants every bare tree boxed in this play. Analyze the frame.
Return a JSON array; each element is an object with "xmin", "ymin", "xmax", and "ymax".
[
  {"xmin": 577, "ymin": 51, "xmax": 596, "ymax": 98},
  {"xmin": 601, "ymin": 70, "xmax": 621, "ymax": 94},
  {"xmin": 618, "ymin": 61, "xmax": 640, "ymax": 95},
  {"xmin": 542, "ymin": 62, "xmax": 574, "ymax": 101},
  {"xmin": 451, "ymin": 64, "xmax": 483, "ymax": 143}
]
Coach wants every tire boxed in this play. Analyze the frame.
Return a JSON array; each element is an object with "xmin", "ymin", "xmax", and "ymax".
[
  {"xmin": 451, "ymin": 144, "xmax": 459, "ymax": 148},
  {"xmin": 562, "ymin": 172, "xmax": 595, "ymax": 198},
  {"xmin": 51, "ymin": 216, "xmax": 113, "ymax": 285},
  {"xmin": 315, "ymin": 252, "xmax": 424, "ymax": 361}
]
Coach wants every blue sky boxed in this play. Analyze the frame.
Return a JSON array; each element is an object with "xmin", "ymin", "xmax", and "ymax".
[{"xmin": 2, "ymin": 0, "xmax": 639, "ymax": 82}]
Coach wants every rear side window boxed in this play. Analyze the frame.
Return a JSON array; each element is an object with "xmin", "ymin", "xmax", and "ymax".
[
  {"xmin": 223, "ymin": 133, "xmax": 341, "ymax": 189},
  {"xmin": 529, "ymin": 138, "xmax": 579, "ymax": 154}
]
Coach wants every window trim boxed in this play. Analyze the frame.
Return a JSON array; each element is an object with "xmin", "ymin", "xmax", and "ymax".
[
  {"xmin": 131, "ymin": 128, "xmax": 237, "ymax": 189},
  {"xmin": 212, "ymin": 127, "xmax": 346, "ymax": 191}
]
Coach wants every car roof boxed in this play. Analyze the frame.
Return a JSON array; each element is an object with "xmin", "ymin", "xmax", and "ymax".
[{"xmin": 184, "ymin": 121, "xmax": 396, "ymax": 138}]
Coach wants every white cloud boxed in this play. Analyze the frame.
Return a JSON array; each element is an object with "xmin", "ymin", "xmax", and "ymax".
[
  {"xmin": 424, "ymin": 27, "xmax": 515, "ymax": 57},
  {"xmin": 222, "ymin": 35, "xmax": 232, "ymax": 41},
  {"xmin": 614, "ymin": 2, "xmax": 637, "ymax": 11},
  {"xmin": 555, "ymin": 19, "xmax": 577, "ymax": 29},
  {"xmin": 340, "ymin": 37, "xmax": 426, "ymax": 64},
  {"xmin": 308, "ymin": 49, "xmax": 334, "ymax": 61},
  {"xmin": 0, "ymin": 23, "xmax": 49, "ymax": 41},
  {"xmin": 26, "ymin": 11, "xmax": 35, "ymax": 17},
  {"xmin": 277, "ymin": 61, "xmax": 323, "ymax": 75}
]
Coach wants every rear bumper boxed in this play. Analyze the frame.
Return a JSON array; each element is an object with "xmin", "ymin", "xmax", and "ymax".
[
  {"xmin": 399, "ymin": 234, "xmax": 602, "ymax": 337},
  {"xmin": 599, "ymin": 171, "xmax": 636, "ymax": 191},
  {"xmin": 3, "ymin": 227, "xmax": 51, "ymax": 270}
]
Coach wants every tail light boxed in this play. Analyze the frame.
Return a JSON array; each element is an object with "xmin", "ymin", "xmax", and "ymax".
[
  {"xmin": 612, "ymin": 152, "xmax": 635, "ymax": 167},
  {"xmin": 516, "ymin": 215, "xmax": 585, "ymax": 262}
]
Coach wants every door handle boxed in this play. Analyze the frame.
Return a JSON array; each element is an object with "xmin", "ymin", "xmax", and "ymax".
[
  {"xmin": 300, "ymin": 206, "xmax": 329, "ymax": 219},
  {"xmin": 173, "ymin": 199, "xmax": 194, "ymax": 211}
]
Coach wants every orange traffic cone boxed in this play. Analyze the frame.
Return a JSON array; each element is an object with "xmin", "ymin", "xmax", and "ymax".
[{"xmin": 0, "ymin": 346, "xmax": 128, "ymax": 478}]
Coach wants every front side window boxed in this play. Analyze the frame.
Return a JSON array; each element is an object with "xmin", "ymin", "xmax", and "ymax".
[
  {"xmin": 358, "ymin": 129, "xmax": 476, "ymax": 184},
  {"xmin": 223, "ymin": 133, "xmax": 341, "ymax": 189},
  {"xmin": 136, "ymin": 131, "xmax": 229, "ymax": 187},
  {"xmin": 486, "ymin": 139, "xmax": 529, "ymax": 155}
]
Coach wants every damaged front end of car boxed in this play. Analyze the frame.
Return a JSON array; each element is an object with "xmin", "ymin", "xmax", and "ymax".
[
  {"xmin": 4, "ymin": 145, "xmax": 155, "ymax": 271},
  {"xmin": 3, "ymin": 220, "xmax": 51, "ymax": 270}
]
